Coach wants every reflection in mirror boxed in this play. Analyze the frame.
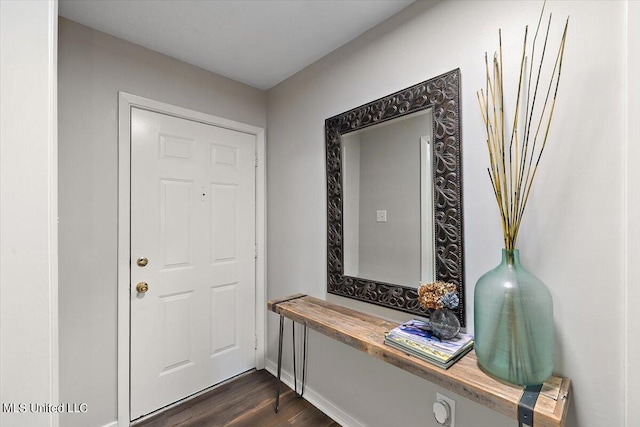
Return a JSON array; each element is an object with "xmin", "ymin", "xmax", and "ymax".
[{"xmin": 341, "ymin": 109, "xmax": 435, "ymax": 287}]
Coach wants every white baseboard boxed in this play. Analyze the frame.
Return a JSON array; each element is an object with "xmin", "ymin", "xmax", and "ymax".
[
  {"xmin": 101, "ymin": 422, "xmax": 118, "ymax": 427},
  {"xmin": 265, "ymin": 359, "xmax": 366, "ymax": 427}
]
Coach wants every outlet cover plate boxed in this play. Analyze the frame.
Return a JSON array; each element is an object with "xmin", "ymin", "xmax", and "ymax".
[{"xmin": 436, "ymin": 392, "xmax": 456, "ymax": 427}]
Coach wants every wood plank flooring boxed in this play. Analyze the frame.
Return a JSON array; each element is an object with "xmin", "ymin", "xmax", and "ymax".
[{"xmin": 132, "ymin": 370, "xmax": 341, "ymax": 427}]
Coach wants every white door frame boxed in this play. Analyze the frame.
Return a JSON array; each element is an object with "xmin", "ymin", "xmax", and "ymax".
[{"xmin": 117, "ymin": 92, "xmax": 266, "ymax": 426}]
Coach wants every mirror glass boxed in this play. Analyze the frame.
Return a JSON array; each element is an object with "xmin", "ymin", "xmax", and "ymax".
[
  {"xmin": 341, "ymin": 109, "xmax": 435, "ymax": 287},
  {"xmin": 325, "ymin": 69, "xmax": 464, "ymax": 325}
]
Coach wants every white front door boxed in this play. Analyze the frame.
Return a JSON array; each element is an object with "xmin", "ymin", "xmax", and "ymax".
[{"xmin": 129, "ymin": 108, "xmax": 256, "ymax": 420}]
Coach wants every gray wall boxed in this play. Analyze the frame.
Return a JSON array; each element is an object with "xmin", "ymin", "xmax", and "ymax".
[
  {"xmin": 267, "ymin": 1, "xmax": 626, "ymax": 426},
  {"xmin": 58, "ymin": 18, "xmax": 266, "ymax": 427}
]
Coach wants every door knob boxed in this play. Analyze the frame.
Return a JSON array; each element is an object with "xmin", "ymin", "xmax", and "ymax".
[
  {"xmin": 137, "ymin": 257, "xmax": 148, "ymax": 267},
  {"xmin": 136, "ymin": 282, "xmax": 149, "ymax": 294}
]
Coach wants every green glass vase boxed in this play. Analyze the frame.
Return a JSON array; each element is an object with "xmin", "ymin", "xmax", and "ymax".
[{"xmin": 474, "ymin": 249, "xmax": 553, "ymax": 385}]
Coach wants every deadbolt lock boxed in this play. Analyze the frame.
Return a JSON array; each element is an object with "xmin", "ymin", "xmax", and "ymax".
[
  {"xmin": 136, "ymin": 282, "xmax": 149, "ymax": 294},
  {"xmin": 137, "ymin": 257, "xmax": 148, "ymax": 267}
]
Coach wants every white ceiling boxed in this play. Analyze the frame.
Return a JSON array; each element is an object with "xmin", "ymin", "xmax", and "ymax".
[{"xmin": 58, "ymin": 0, "xmax": 415, "ymax": 90}]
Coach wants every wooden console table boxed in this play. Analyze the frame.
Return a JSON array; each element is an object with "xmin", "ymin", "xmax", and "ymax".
[{"xmin": 268, "ymin": 294, "xmax": 571, "ymax": 427}]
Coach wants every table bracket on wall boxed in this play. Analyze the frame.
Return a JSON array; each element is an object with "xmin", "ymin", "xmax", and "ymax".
[{"xmin": 518, "ymin": 384, "xmax": 542, "ymax": 426}]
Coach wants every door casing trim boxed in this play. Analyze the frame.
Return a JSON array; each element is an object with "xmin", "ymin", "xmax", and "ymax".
[{"xmin": 117, "ymin": 92, "xmax": 267, "ymax": 426}]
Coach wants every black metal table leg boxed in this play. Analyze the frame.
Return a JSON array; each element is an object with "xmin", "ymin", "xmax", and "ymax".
[
  {"xmin": 274, "ymin": 317, "xmax": 309, "ymax": 413},
  {"xmin": 292, "ymin": 323, "xmax": 308, "ymax": 398},
  {"xmin": 274, "ymin": 315, "xmax": 284, "ymax": 413}
]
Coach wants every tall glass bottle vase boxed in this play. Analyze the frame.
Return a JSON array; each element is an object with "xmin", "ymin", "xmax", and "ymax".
[{"xmin": 474, "ymin": 249, "xmax": 554, "ymax": 385}]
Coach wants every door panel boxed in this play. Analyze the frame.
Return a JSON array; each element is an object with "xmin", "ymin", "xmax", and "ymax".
[
  {"xmin": 211, "ymin": 183, "xmax": 238, "ymax": 262},
  {"xmin": 210, "ymin": 283, "xmax": 238, "ymax": 354},
  {"xmin": 160, "ymin": 291, "xmax": 193, "ymax": 373},
  {"xmin": 130, "ymin": 108, "xmax": 256, "ymax": 420},
  {"xmin": 160, "ymin": 179, "xmax": 193, "ymax": 267}
]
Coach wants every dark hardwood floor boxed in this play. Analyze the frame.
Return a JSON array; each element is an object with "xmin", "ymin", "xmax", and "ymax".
[{"xmin": 132, "ymin": 370, "xmax": 341, "ymax": 427}]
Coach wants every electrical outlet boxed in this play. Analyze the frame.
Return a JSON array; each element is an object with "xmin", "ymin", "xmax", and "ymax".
[
  {"xmin": 434, "ymin": 392, "xmax": 456, "ymax": 427},
  {"xmin": 376, "ymin": 210, "xmax": 387, "ymax": 222}
]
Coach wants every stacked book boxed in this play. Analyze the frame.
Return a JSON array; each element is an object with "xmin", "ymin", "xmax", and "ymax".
[{"xmin": 384, "ymin": 319, "xmax": 474, "ymax": 369}]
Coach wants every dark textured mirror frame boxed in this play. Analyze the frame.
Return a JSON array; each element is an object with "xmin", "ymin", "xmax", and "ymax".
[{"xmin": 325, "ymin": 68, "xmax": 465, "ymax": 326}]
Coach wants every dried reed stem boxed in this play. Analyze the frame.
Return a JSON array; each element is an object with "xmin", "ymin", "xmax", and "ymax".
[{"xmin": 477, "ymin": 1, "xmax": 569, "ymax": 250}]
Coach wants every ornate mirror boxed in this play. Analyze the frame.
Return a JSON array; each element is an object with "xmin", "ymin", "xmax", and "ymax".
[{"xmin": 325, "ymin": 69, "xmax": 465, "ymax": 325}]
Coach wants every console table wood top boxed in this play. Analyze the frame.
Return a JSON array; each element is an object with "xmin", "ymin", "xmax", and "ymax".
[{"xmin": 268, "ymin": 294, "xmax": 571, "ymax": 427}]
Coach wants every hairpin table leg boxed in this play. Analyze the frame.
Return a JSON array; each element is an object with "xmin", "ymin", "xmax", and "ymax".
[
  {"xmin": 274, "ymin": 315, "xmax": 284, "ymax": 413},
  {"xmin": 292, "ymin": 323, "xmax": 308, "ymax": 398}
]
